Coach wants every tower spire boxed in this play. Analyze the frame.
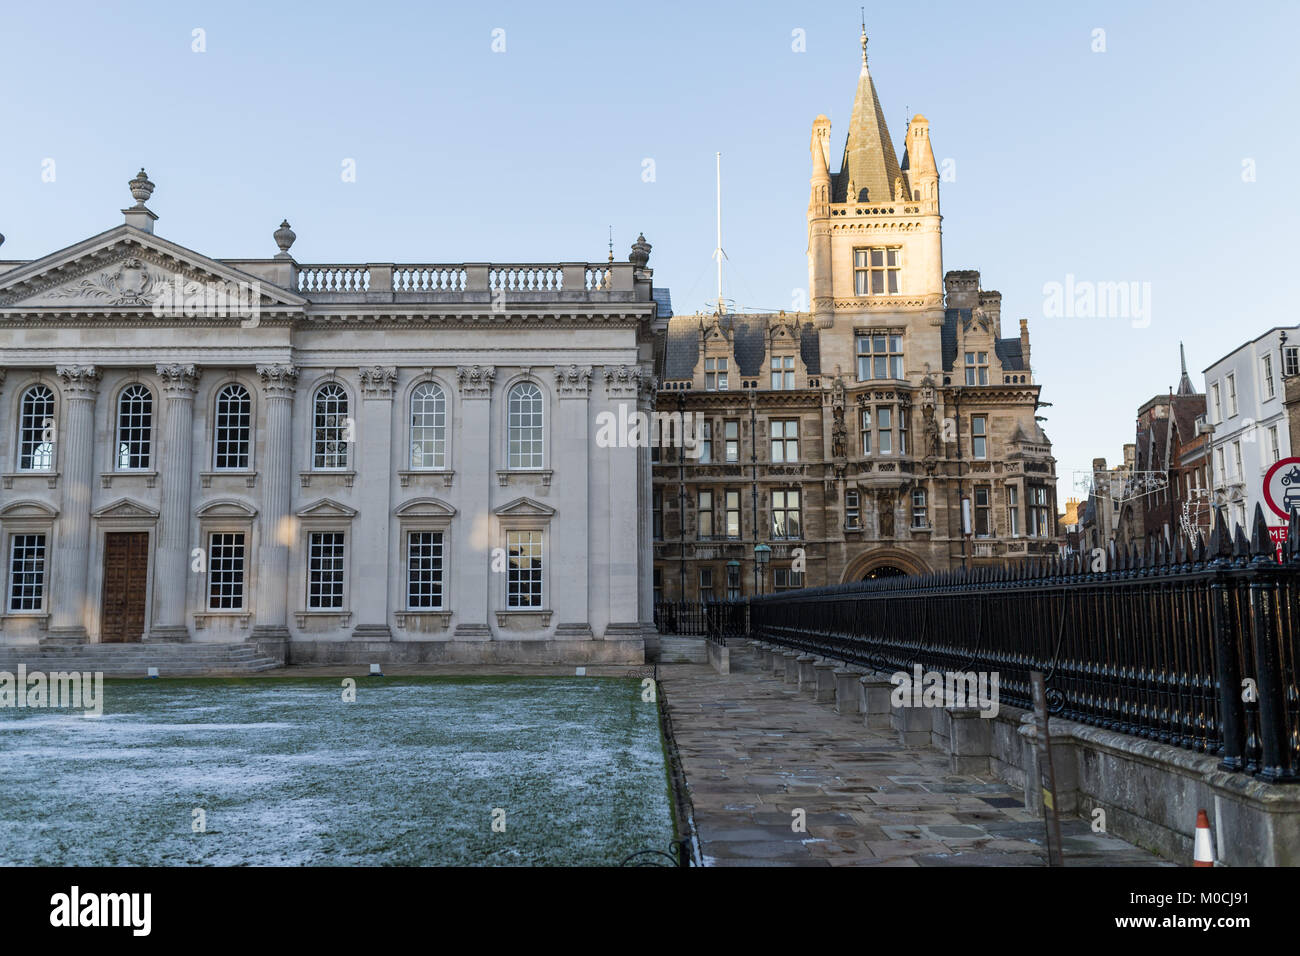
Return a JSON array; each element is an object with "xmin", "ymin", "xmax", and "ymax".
[
  {"xmin": 1176, "ymin": 341, "xmax": 1196, "ymax": 395},
  {"xmin": 861, "ymin": 8, "xmax": 868, "ymax": 65}
]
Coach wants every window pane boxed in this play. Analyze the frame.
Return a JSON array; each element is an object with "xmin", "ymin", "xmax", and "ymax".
[
  {"xmin": 507, "ymin": 383, "xmax": 544, "ymax": 469},
  {"xmin": 214, "ymin": 384, "xmax": 252, "ymax": 470},
  {"xmin": 410, "ymin": 382, "xmax": 447, "ymax": 469},
  {"xmin": 312, "ymin": 383, "xmax": 350, "ymax": 470}
]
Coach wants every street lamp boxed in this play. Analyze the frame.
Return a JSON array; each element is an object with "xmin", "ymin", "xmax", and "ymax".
[{"xmin": 753, "ymin": 543, "xmax": 772, "ymax": 595}]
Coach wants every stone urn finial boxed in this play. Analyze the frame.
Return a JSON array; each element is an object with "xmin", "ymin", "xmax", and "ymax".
[
  {"xmin": 274, "ymin": 219, "xmax": 296, "ymax": 257},
  {"xmin": 129, "ymin": 169, "xmax": 155, "ymax": 207},
  {"xmin": 628, "ymin": 232, "xmax": 651, "ymax": 269}
]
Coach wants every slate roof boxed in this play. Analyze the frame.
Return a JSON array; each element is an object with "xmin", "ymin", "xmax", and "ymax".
[
  {"xmin": 652, "ymin": 287, "xmax": 672, "ymax": 320},
  {"xmin": 833, "ymin": 61, "xmax": 905, "ymax": 204},
  {"xmin": 941, "ymin": 307, "xmax": 1026, "ymax": 373},
  {"xmin": 659, "ymin": 313, "xmax": 822, "ymax": 382}
]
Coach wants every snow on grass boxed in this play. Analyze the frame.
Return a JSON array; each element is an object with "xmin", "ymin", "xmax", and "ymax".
[{"xmin": 0, "ymin": 676, "xmax": 675, "ymax": 866}]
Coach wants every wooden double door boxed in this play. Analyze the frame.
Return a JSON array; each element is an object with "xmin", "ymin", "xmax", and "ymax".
[{"xmin": 101, "ymin": 532, "xmax": 150, "ymax": 643}]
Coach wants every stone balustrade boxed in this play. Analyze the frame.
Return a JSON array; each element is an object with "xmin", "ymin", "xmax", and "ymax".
[{"xmin": 294, "ymin": 261, "xmax": 637, "ymax": 301}]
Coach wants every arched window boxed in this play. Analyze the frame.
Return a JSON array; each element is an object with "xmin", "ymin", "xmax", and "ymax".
[
  {"xmin": 313, "ymin": 383, "xmax": 349, "ymax": 470},
  {"xmin": 213, "ymin": 383, "xmax": 252, "ymax": 470},
  {"xmin": 116, "ymin": 384, "xmax": 153, "ymax": 470},
  {"xmin": 410, "ymin": 382, "xmax": 446, "ymax": 469},
  {"xmin": 507, "ymin": 382, "xmax": 543, "ymax": 469},
  {"xmin": 18, "ymin": 385, "xmax": 56, "ymax": 471}
]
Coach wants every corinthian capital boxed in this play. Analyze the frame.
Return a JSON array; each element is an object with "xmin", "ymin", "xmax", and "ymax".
[
  {"xmin": 57, "ymin": 365, "xmax": 103, "ymax": 398},
  {"xmin": 257, "ymin": 364, "xmax": 299, "ymax": 399},
  {"xmin": 554, "ymin": 364, "xmax": 592, "ymax": 396},
  {"xmin": 456, "ymin": 364, "xmax": 495, "ymax": 398},
  {"xmin": 155, "ymin": 363, "xmax": 200, "ymax": 396},
  {"xmin": 603, "ymin": 364, "xmax": 642, "ymax": 396},
  {"xmin": 360, "ymin": 365, "xmax": 398, "ymax": 400}
]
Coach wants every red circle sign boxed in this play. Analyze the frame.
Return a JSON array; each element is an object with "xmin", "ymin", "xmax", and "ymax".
[{"xmin": 1262, "ymin": 457, "xmax": 1300, "ymax": 520}]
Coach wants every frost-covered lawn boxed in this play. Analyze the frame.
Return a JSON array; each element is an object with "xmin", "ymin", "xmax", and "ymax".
[{"xmin": 0, "ymin": 676, "xmax": 675, "ymax": 866}]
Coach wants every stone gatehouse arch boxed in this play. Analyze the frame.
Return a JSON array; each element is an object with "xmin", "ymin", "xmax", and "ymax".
[{"xmin": 840, "ymin": 548, "xmax": 933, "ymax": 583}]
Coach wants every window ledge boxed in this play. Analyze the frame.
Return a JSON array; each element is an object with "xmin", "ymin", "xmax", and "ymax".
[
  {"xmin": 193, "ymin": 612, "xmax": 251, "ymax": 629},
  {"xmin": 395, "ymin": 610, "xmax": 452, "ymax": 629},
  {"xmin": 496, "ymin": 469, "xmax": 552, "ymax": 487},
  {"xmin": 399, "ymin": 469, "xmax": 454, "ymax": 488},
  {"xmin": 102, "ymin": 471, "xmax": 159, "ymax": 489},
  {"xmin": 300, "ymin": 471, "xmax": 355, "ymax": 489},
  {"xmin": 495, "ymin": 609, "xmax": 553, "ymax": 628},
  {"xmin": 294, "ymin": 610, "xmax": 352, "ymax": 628},
  {"xmin": 2, "ymin": 472, "xmax": 59, "ymax": 490},
  {"xmin": 201, "ymin": 470, "xmax": 257, "ymax": 489}
]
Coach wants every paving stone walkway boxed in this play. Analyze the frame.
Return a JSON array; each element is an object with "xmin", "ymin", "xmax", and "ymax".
[{"xmin": 661, "ymin": 646, "xmax": 1172, "ymax": 867}]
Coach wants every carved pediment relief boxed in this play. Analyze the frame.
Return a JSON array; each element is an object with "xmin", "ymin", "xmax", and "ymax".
[
  {"xmin": 92, "ymin": 497, "xmax": 160, "ymax": 520},
  {"xmin": 493, "ymin": 496, "xmax": 555, "ymax": 518},
  {"xmin": 296, "ymin": 498, "xmax": 358, "ymax": 519}
]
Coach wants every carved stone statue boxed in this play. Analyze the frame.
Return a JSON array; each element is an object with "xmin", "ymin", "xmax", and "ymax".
[
  {"xmin": 878, "ymin": 492, "xmax": 895, "ymax": 538},
  {"xmin": 832, "ymin": 404, "xmax": 847, "ymax": 458},
  {"xmin": 923, "ymin": 406, "xmax": 941, "ymax": 458}
]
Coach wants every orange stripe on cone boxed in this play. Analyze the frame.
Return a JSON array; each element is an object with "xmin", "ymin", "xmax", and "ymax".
[{"xmin": 1193, "ymin": 809, "xmax": 1214, "ymax": 867}]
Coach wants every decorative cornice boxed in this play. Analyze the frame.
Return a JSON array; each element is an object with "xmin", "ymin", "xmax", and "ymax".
[
  {"xmin": 359, "ymin": 365, "xmax": 398, "ymax": 399},
  {"xmin": 257, "ymin": 364, "xmax": 299, "ymax": 399},
  {"xmin": 554, "ymin": 364, "xmax": 593, "ymax": 396},
  {"xmin": 56, "ymin": 364, "xmax": 102, "ymax": 398},
  {"xmin": 456, "ymin": 365, "xmax": 495, "ymax": 398},
  {"xmin": 604, "ymin": 364, "xmax": 643, "ymax": 395},
  {"xmin": 155, "ymin": 363, "xmax": 200, "ymax": 396}
]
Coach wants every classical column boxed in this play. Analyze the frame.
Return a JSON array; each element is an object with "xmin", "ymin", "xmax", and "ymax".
[
  {"xmin": 352, "ymin": 366, "xmax": 397, "ymax": 641},
  {"xmin": 453, "ymin": 365, "xmax": 494, "ymax": 639},
  {"xmin": 45, "ymin": 365, "xmax": 101, "ymax": 645},
  {"xmin": 602, "ymin": 365, "xmax": 643, "ymax": 645},
  {"xmin": 552, "ymin": 365, "xmax": 593, "ymax": 640},
  {"xmin": 635, "ymin": 373, "xmax": 657, "ymax": 635},
  {"xmin": 253, "ymin": 364, "xmax": 297, "ymax": 646},
  {"xmin": 147, "ymin": 363, "xmax": 200, "ymax": 642}
]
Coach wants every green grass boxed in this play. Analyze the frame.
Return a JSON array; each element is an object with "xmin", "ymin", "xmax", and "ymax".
[{"xmin": 0, "ymin": 676, "xmax": 675, "ymax": 866}]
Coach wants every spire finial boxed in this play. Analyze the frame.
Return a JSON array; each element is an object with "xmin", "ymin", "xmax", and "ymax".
[
  {"xmin": 1180, "ymin": 341, "xmax": 1188, "ymax": 375},
  {"xmin": 860, "ymin": 9, "xmax": 868, "ymax": 65},
  {"xmin": 608, "ymin": 225, "xmax": 614, "ymax": 263}
]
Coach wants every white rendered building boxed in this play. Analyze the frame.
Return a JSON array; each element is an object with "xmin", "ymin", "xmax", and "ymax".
[{"xmin": 0, "ymin": 172, "xmax": 659, "ymax": 663}]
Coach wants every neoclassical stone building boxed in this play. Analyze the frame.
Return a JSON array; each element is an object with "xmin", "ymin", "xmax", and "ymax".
[
  {"xmin": 0, "ymin": 172, "xmax": 658, "ymax": 662},
  {"xmin": 652, "ymin": 31, "xmax": 1061, "ymax": 599}
]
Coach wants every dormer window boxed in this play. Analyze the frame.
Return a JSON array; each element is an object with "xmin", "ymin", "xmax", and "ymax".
[
  {"xmin": 770, "ymin": 355, "xmax": 795, "ymax": 390},
  {"xmin": 965, "ymin": 352, "xmax": 989, "ymax": 386},
  {"xmin": 705, "ymin": 357, "xmax": 729, "ymax": 391},
  {"xmin": 853, "ymin": 247, "xmax": 901, "ymax": 296}
]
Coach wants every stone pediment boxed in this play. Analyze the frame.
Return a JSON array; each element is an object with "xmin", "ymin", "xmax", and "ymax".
[
  {"xmin": 394, "ymin": 497, "xmax": 457, "ymax": 518},
  {"xmin": 493, "ymin": 496, "xmax": 555, "ymax": 518},
  {"xmin": 195, "ymin": 498, "xmax": 258, "ymax": 519},
  {"xmin": 0, "ymin": 225, "xmax": 306, "ymax": 313},
  {"xmin": 296, "ymin": 498, "xmax": 358, "ymax": 519},
  {"xmin": 0, "ymin": 499, "xmax": 59, "ymax": 519},
  {"xmin": 92, "ymin": 497, "xmax": 160, "ymax": 520}
]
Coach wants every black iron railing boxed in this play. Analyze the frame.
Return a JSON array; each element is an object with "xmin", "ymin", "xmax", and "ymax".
[
  {"xmin": 653, "ymin": 601, "xmax": 747, "ymax": 646},
  {"xmin": 742, "ymin": 504, "xmax": 1300, "ymax": 783}
]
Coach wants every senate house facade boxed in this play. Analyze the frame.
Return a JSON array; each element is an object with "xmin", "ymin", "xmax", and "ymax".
[
  {"xmin": 0, "ymin": 172, "xmax": 659, "ymax": 663},
  {"xmin": 651, "ymin": 33, "xmax": 1062, "ymax": 600}
]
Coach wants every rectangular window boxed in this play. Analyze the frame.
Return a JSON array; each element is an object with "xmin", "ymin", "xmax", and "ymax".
[
  {"xmin": 911, "ymin": 489, "xmax": 927, "ymax": 529},
  {"xmin": 1263, "ymin": 355, "xmax": 1275, "ymax": 399},
  {"xmin": 1269, "ymin": 424, "xmax": 1281, "ymax": 464},
  {"xmin": 1227, "ymin": 373, "xmax": 1238, "ymax": 416},
  {"xmin": 1212, "ymin": 383, "xmax": 1222, "ymax": 423},
  {"xmin": 971, "ymin": 415, "xmax": 988, "ymax": 460},
  {"xmin": 725, "ymin": 490, "xmax": 741, "ymax": 539},
  {"xmin": 705, "ymin": 357, "xmax": 729, "ymax": 391},
  {"xmin": 1029, "ymin": 487, "xmax": 1050, "ymax": 538},
  {"xmin": 699, "ymin": 568, "xmax": 715, "ymax": 602},
  {"xmin": 845, "ymin": 489, "xmax": 861, "ymax": 530},
  {"xmin": 725, "ymin": 562, "xmax": 741, "ymax": 601},
  {"xmin": 698, "ymin": 490, "xmax": 714, "ymax": 539},
  {"xmin": 7, "ymin": 533, "xmax": 46, "ymax": 611},
  {"xmin": 974, "ymin": 487, "xmax": 991, "ymax": 537},
  {"xmin": 860, "ymin": 408, "xmax": 872, "ymax": 454},
  {"xmin": 1233, "ymin": 440, "xmax": 1243, "ymax": 478},
  {"xmin": 964, "ymin": 351, "xmax": 989, "ymax": 386},
  {"xmin": 1007, "ymin": 486, "xmax": 1020, "ymax": 537},
  {"xmin": 307, "ymin": 532, "xmax": 346, "ymax": 609},
  {"xmin": 406, "ymin": 531, "xmax": 445, "ymax": 610},
  {"xmin": 770, "ymin": 419, "xmax": 799, "ymax": 463},
  {"xmin": 653, "ymin": 567, "xmax": 663, "ymax": 604},
  {"xmin": 208, "ymin": 532, "xmax": 246, "ymax": 610},
  {"xmin": 506, "ymin": 530, "xmax": 543, "ymax": 608},
  {"xmin": 770, "ymin": 355, "xmax": 795, "ymax": 390},
  {"xmin": 652, "ymin": 488, "xmax": 663, "ymax": 540},
  {"xmin": 773, "ymin": 568, "xmax": 804, "ymax": 590},
  {"xmin": 699, "ymin": 421, "xmax": 712, "ymax": 463},
  {"xmin": 856, "ymin": 332, "xmax": 904, "ymax": 381},
  {"xmin": 898, "ymin": 408, "xmax": 908, "ymax": 455},
  {"xmin": 1286, "ymin": 347, "xmax": 1300, "ymax": 378},
  {"xmin": 877, "ymin": 407, "xmax": 893, "ymax": 454},
  {"xmin": 724, "ymin": 420, "xmax": 740, "ymax": 462},
  {"xmin": 1215, "ymin": 447, "xmax": 1226, "ymax": 486},
  {"xmin": 772, "ymin": 489, "xmax": 801, "ymax": 539},
  {"xmin": 853, "ymin": 247, "xmax": 901, "ymax": 296}
]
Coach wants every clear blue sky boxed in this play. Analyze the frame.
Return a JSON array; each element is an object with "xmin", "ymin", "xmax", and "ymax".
[{"xmin": 2, "ymin": 0, "xmax": 1298, "ymax": 501}]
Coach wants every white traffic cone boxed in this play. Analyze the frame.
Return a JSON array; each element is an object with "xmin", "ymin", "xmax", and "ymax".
[{"xmin": 1193, "ymin": 809, "xmax": 1214, "ymax": 867}]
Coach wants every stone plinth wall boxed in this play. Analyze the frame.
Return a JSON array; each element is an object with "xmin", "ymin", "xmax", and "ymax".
[{"xmin": 286, "ymin": 639, "xmax": 644, "ymax": 666}]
